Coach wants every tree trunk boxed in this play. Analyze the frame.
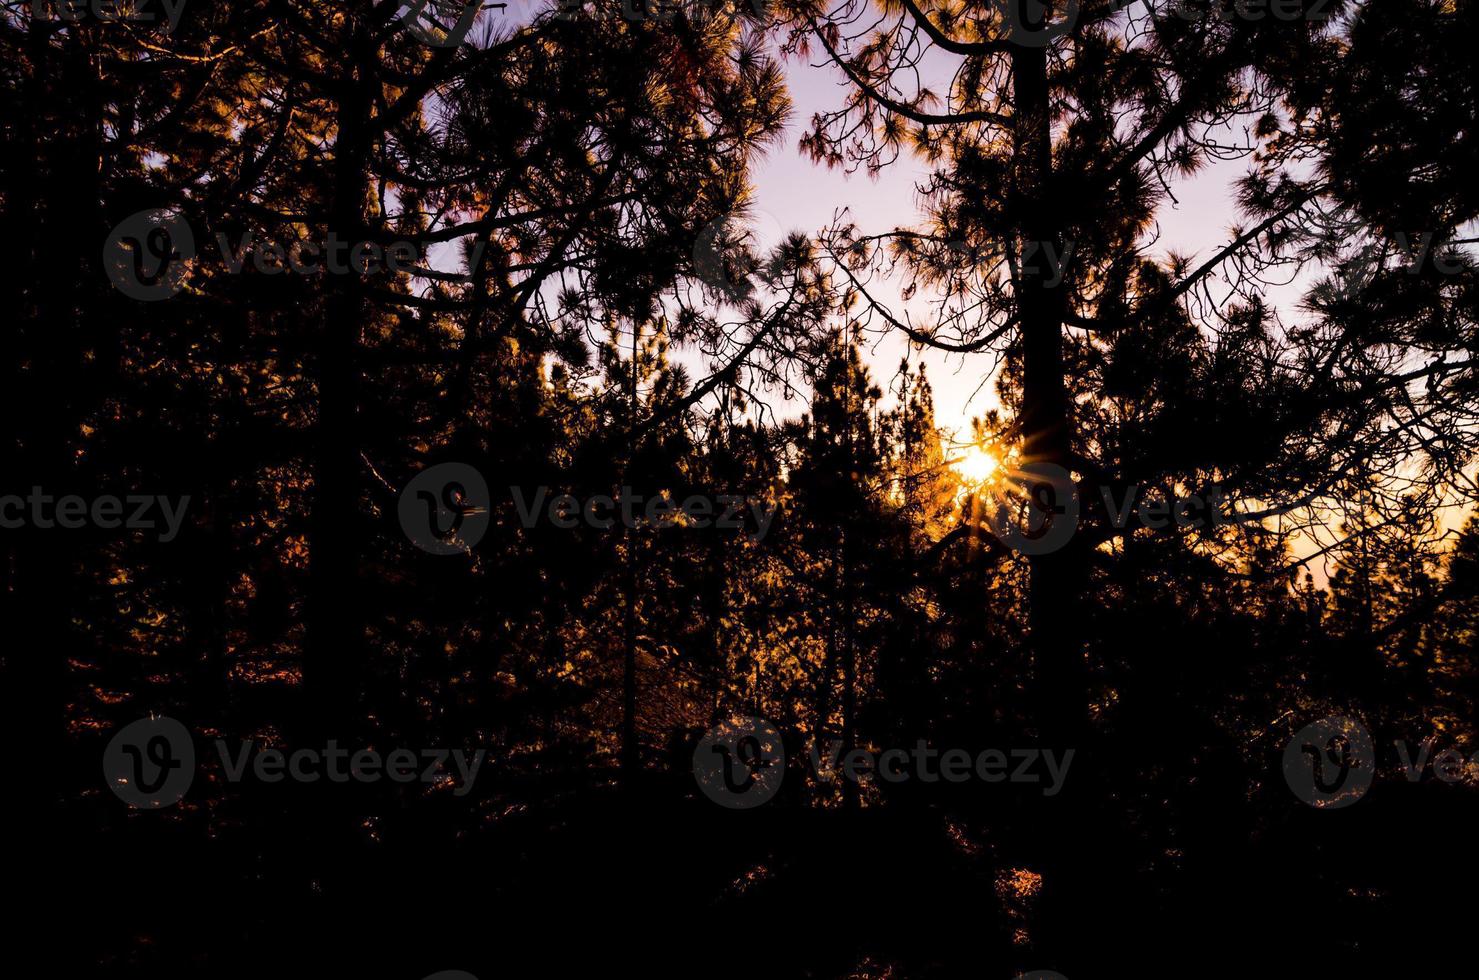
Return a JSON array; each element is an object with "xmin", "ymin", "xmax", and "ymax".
[
  {"xmin": 305, "ymin": 43, "xmax": 373, "ymax": 744},
  {"xmin": 1011, "ymin": 39, "xmax": 1085, "ymax": 747}
]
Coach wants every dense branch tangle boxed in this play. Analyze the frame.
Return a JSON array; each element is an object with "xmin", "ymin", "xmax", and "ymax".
[
  {"xmin": 780, "ymin": 1, "xmax": 1295, "ymax": 353},
  {"xmin": 781, "ymin": 0, "xmax": 1476, "ymax": 509},
  {"xmin": 769, "ymin": 0, "xmax": 1479, "ymax": 740}
]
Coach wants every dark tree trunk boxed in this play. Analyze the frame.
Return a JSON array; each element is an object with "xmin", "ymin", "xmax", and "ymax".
[
  {"xmin": 305, "ymin": 33, "xmax": 373, "ymax": 745},
  {"xmin": 1011, "ymin": 40, "xmax": 1085, "ymax": 747}
]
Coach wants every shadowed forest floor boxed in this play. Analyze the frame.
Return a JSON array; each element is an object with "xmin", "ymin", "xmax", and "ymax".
[{"xmin": 70, "ymin": 739, "xmax": 1479, "ymax": 978}]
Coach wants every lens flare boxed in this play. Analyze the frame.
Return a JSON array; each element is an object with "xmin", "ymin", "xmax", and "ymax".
[{"xmin": 953, "ymin": 446, "xmax": 999, "ymax": 485}]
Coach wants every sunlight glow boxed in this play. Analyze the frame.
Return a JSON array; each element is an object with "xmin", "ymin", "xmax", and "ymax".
[{"xmin": 953, "ymin": 446, "xmax": 999, "ymax": 485}]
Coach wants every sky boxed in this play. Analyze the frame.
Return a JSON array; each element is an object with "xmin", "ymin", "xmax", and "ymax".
[
  {"xmin": 434, "ymin": 2, "xmax": 1479, "ymax": 575},
  {"xmin": 466, "ymin": 3, "xmax": 1285, "ymax": 444},
  {"xmin": 460, "ymin": 2, "xmax": 1261, "ymax": 442},
  {"xmin": 747, "ymin": 48, "xmax": 1250, "ymax": 448}
]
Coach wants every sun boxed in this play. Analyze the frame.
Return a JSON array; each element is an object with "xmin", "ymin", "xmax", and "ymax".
[{"xmin": 953, "ymin": 446, "xmax": 999, "ymax": 485}]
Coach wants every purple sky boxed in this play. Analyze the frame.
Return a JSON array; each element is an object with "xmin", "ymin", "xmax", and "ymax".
[
  {"xmin": 452, "ymin": 5, "xmax": 1474, "ymax": 572},
  {"xmin": 473, "ymin": 5, "xmax": 1262, "ymax": 442},
  {"xmin": 749, "ymin": 53, "xmax": 1250, "ymax": 445}
]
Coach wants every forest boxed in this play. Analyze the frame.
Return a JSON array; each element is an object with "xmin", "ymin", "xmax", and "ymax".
[{"xmin": 6, "ymin": 0, "xmax": 1478, "ymax": 976}]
